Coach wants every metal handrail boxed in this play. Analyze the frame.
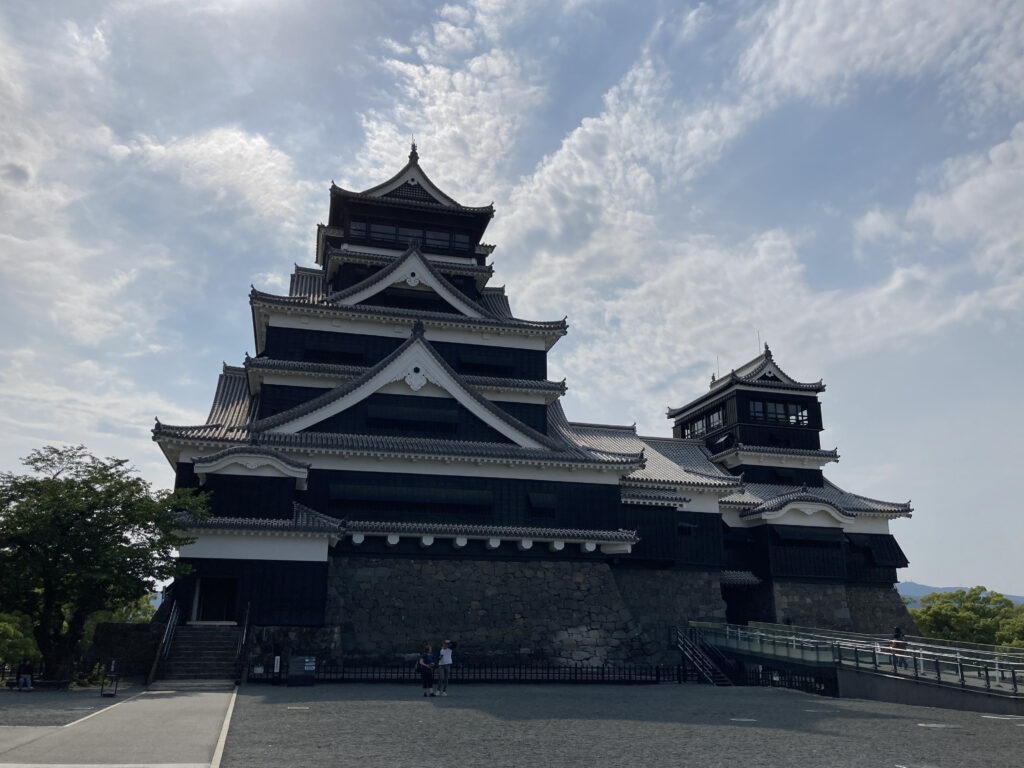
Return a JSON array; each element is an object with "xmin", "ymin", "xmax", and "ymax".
[
  {"xmin": 676, "ymin": 627, "xmax": 732, "ymax": 685},
  {"xmin": 741, "ymin": 621, "xmax": 1024, "ymax": 663},
  {"xmin": 697, "ymin": 622, "xmax": 1022, "ymax": 696},
  {"xmin": 236, "ymin": 602, "xmax": 251, "ymax": 661},
  {"xmin": 235, "ymin": 602, "xmax": 252, "ymax": 685},
  {"xmin": 147, "ymin": 601, "xmax": 180, "ymax": 685}
]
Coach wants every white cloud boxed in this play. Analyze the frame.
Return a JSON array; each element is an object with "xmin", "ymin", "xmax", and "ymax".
[
  {"xmin": 738, "ymin": 0, "xmax": 1024, "ymax": 115},
  {"xmin": 674, "ymin": 3, "xmax": 712, "ymax": 44},
  {"xmin": 0, "ymin": 347, "xmax": 204, "ymax": 488},
  {"xmin": 908, "ymin": 122, "xmax": 1024, "ymax": 281},
  {"xmin": 132, "ymin": 127, "xmax": 320, "ymax": 239},
  {"xmin": 355, "ymin": 48, "xmax": 546, "ymax": 199}
]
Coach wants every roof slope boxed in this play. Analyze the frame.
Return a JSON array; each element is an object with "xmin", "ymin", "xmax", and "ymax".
[
  {"xmin": 722, "ymin": 479, "xmax": 912, "ymax": 518},
  {"xmin": 549, "ymin": 404, "xmax": 741, "ymax": 492}
]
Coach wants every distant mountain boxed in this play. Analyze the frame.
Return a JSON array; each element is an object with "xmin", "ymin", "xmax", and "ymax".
[{"xmin": 897, "ymin": 582, "xmax": 1024, "ymax": 609}]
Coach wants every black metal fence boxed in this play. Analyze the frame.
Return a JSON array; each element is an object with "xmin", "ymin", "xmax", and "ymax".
[
  {"xmin": 743, "ymin": 664, "xmax": 838, "ymax": 697},
  {"xmin": 246, "ymin": 661, "xmax": 684, "ymax": 685}
]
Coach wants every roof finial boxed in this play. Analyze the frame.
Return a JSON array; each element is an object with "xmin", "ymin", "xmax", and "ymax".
[
  {"xmin": 409, "ymin": 138, "xmax": 419, "ymax": 164},
  {"xmin": 411, "ymin": 319, "xmax": 425, "ymax": 337},
  {"xmin": 764, "ymin": 341, "xmax": 772, "ymax": 359}
]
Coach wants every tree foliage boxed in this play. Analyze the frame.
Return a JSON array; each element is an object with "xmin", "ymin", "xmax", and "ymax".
[
  {"xmin": 0, "ymin": 446, "xmax": 207, "ymax": 677},
  {"xmin": 910, "ymin": 586, "xmax": 1024, "ymax": 648}
]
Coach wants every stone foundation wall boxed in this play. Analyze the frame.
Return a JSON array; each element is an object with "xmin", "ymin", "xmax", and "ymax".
[
  {"xmin": 772, "ymin": 581, "xmax": 853, "ymax": 630},
  {"xmin": 846, "ymin": 584, "xmax": 918, "ymax": 635},
  {"xmin": 771, "ymin": 581, "xmax": 917, "ymax": 635},
  {"xmin": 611, "ymin": 568, "xmax": 726, "ymax": 664},
  {"xmin": 328, "ymin": 556, "xmax": 647, "ymax": 665},
  {"xmin": 246, "ymin": 558, "xmax": 914, "ymax": 666}
]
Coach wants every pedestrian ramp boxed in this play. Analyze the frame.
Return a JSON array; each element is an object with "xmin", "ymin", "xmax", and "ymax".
[{"xmin": 692, "ymin": 621, "xmax": 1024, "ymax": 714}]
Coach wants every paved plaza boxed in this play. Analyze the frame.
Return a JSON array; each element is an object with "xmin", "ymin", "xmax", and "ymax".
[{"xmin": 0, "ymin": 682, "xmax": 1021, "ymax": 767}]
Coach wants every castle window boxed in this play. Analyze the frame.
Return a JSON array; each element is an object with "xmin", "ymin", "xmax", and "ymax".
[
  {"xmin": 370, "ymin": 223, "xmax": 397, "ymax": 242},
  {"xmin": 398, "ymin": 226, "xmax": 423, "ymax": 245},
  {"xmin": 425, "ymin": 230, "xmax": 450, "ymax": 249},
  {"xmin": 749, "ymin": 400, "xmax": 808, "ymax": 426},
  {"xmin": 708, "ymin": 408, "xmax": 724, "ymax": 430},
  {"xmin": 349, "ymin": 221, "xmax": 367, "ymax": 239},
  {"xmin": 454, "ymin": 233, "xmax": 471, "ymax": 252}
]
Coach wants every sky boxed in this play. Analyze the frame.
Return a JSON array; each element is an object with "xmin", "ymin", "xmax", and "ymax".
[{"xmin": 1, "ymin": 0, "xmax": 1022, "ymax": 594}]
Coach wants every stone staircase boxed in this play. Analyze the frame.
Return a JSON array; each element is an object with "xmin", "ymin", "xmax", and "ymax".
[{"xmin": 155, "ymin": 625, "xmax": 241, "ymax": 684}]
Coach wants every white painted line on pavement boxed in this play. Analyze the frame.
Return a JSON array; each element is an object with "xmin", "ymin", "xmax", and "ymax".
[
  {"xmin": 209, "ymin": 686, "xmax": 238, "ymax": 768},
  {"xmin": 729, "ymin": 718, "xmax": 757, "ymax": 722},
  {"xmin": 916, "ymin": 723, "xmax": 960, "ymax": 728},
  {"xmin": 286, "ymin": 706, "xmax": 310, "ymax": 710},
  {"xmin": 63, "ymin": 690, "xmax": 148, "ymax": 728},
  {"xmin": 0, "ymin": 763, "xmax": 208, "ymax": 767}
]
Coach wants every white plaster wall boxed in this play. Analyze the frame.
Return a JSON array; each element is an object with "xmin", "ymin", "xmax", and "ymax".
[{"xmin": 179, "ymin": 533, "xmax": 328, "ymax": 561}]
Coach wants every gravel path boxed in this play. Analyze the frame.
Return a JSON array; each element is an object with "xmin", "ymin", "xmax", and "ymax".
[{"xmin": 221, "ymin": 682, "xmax": 1023, "ymax": 768}]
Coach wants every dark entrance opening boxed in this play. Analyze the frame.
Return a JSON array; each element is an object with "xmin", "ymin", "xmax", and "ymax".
[
  {"xmin": 722, "ymin": 581, "xmax": 774, "ymax": 626},
  {"xmin": 197, "ymin": 577, "xmax": 238, "ymax": 622}
]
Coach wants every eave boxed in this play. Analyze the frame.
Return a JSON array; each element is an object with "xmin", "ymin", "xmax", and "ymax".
[{"xmin": 249, "ymin": 290, "xmax": 568, "ymax": 353}]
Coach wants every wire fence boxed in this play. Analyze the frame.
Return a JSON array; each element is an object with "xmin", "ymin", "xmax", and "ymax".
[{"xmin": 246, "ymin": 660, "xmax": 685, "ymax": 685}]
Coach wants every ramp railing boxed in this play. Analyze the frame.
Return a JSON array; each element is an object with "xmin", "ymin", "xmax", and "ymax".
[{"xmin": 693, "ymin": 622, "xmax": 1022, "ymax": 696}]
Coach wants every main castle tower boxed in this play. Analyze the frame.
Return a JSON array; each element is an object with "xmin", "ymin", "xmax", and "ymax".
[{"xmin": 154, "ymin": 146, "xmax": 914, "ymax": 663}]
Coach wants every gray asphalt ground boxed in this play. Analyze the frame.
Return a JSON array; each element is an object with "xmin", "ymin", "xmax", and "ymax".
[
  {"xmin": 221, "ymin": 683, "xmax": 1023, "ymax": 768},
  {"xmin": 0, "ymin": 684, "xmax": 234, "ymax": 767},
  {"xmin": 1, "ymin": 683, "xmax": 1021, "ymax": 767}
]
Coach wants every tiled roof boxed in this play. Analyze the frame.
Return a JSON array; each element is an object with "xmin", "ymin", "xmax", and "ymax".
[
  {"xmin": 244, "ymin": 355, "xmax": 567, "ymax": 396},
  {"xmin": 155, "ymin": 366, "xmax": 255, "ymax": 441},
  {"xmin": 324, "ymin": 247, "xmax": 493, "ymax": 280},
  {"xmin": 192, "ymin": 444, "xmax": 310, "ymax": 470},
  {"xmin": 250, "ymin": 288, "xmax": 568, "ymax": 336},
  {"xmin": 322, "ymin": 244, "xmax": 492, "ymax": 317},
  {"xmin": 478, "ymin": 289, "xmax": 512, "ymax": 318},
  {"xmin": 709, "ymin": 444, "xmax": 840, "ymax": 463},
  {"xmin": 667, "ymin": 345, "xmax": 825, "ymax": 418},
  {"xmin": 721, "ymin": 570, "xmax": 762, "ymax": 586},
  {"xmin": 289, "ymin": 267, "xmax": 326, "ymax": 300},
  {"xmin": 549, "ymin": 406, "xmax": 741, "ymax": 492},
  {"xmin": 343, "ymin": 519, "xmax": 639, "ymax": 543},
  {"xmin": 620, "ymin": 487, "xmax": 692, "ymax": 507},
  {"xmin": 245, "ymin": 324, "xmax": 563, "ymax": 450},
  {"xmin": 178, "ymin": 502, "xmax": 342, "ymax": 535},
  {"xmin": 156, "ymin": 334, "xmax": 639, "ymax": 470},
  {"xmin": 722, "ymin": 479, "xmax": 912, "ymax": 518}
]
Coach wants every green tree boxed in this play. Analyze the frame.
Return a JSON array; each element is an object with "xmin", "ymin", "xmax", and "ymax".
[
  {"xmin": 0, "ymin": 612, "xmax": 37, "ymax": 664},
  {"xmin": 910, "ymin": 586, "xmax": 1019, "ymax": 646},
  {"xmin": 0, "ymin": 446, "xmax": 207, "ymax": 679}
]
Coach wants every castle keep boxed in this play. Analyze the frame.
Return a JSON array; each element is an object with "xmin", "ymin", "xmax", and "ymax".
[{"xmin": 154, "ymin": 146, "xmax": 914, "ymax": 663}]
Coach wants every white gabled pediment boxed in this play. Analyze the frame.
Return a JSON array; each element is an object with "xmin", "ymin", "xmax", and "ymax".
[
  {"xmin": 194, "ymin": 450, "xmax": 309, "ymax": 490},
  {"xmin": 370, "ymin": 166, "xmax": 457, "ymax": 206},
  {"xmin": 337, "ymin": 249, "xmax": 484, "ymax": 318},
  {"xmin": 265, "ymin": 337, "xmax": 548, "ymax": 449},
  {"xmin": 760, "ymin": 503, "xmax": 849, "ymax": 526}
]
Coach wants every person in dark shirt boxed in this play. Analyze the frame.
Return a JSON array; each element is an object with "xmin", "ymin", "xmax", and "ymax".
[
  {"xmin": 418, "ymin": 644, "xmax": 435, "ymax": 697},
  {"xmin": 17, "ymin": 658, "xmax": 34, "ymax": 691}
]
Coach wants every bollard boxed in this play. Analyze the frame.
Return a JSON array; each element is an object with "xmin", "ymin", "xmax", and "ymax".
[{"xmin": 984, "ymin": 666, "xmax": 991, "ymax": 690}]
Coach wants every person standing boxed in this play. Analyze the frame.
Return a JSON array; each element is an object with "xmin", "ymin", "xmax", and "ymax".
[
  {"xmin": 435, "ymin": 639, "xmax": 454, "ymax": 696},
  {"xmin": 17, "ymin": 658, "xmax": 33, "ymax": 691},
  {"xmin": 418, "ymin": 644, "xmax": 435, "ymax": 697}
]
